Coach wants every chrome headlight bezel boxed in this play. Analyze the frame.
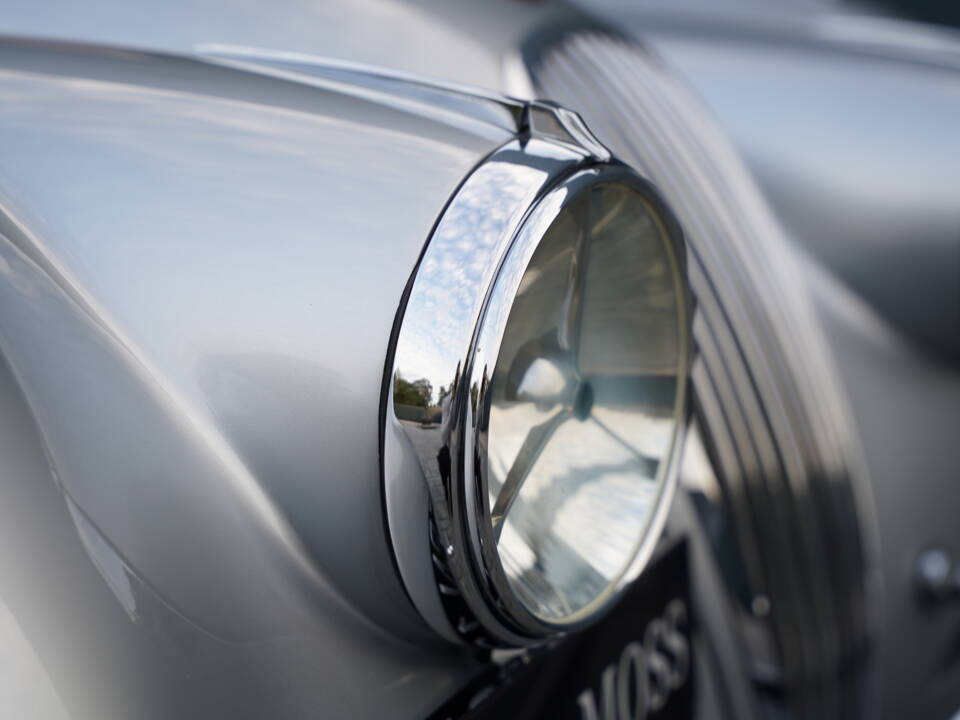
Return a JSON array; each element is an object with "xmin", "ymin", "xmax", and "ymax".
[{"xmin": 382, "ymin": 106, "xmax": 691, "ymax": 646}]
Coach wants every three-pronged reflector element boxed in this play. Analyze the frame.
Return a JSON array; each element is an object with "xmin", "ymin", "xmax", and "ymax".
[{"xmin": 485, "ymin": 182, "xmax": 686, "ymax": 624}]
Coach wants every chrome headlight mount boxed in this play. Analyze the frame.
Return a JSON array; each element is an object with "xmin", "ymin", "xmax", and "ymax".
[{"xmin": 382, "ymin": 102, "xmax": 691, "ymax": 647}]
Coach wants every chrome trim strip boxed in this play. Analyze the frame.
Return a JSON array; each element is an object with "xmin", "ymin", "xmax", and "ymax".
[{"xmin": 196, "ymin": 43, "xmax": 527, "ymax": 137}]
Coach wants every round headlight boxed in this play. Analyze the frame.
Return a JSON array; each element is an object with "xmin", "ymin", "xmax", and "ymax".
[
  {"xmin": 481, "ymin": 181, "xmax": 686, "ymax": 625},
  {"xmin": 384, "ymin": 109, "xmax": 689, "ymax": 646}
]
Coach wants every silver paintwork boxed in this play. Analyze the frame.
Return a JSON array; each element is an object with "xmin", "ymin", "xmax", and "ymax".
[
  {"xmin": 0, "ymin": 36, "xmax": 516, "ymax": 718},
  {"xmin": 635, "ymin": 11, "xmax": 960, "ymax": 361},
  {"xmin": 0, "ymin": 0, "xmax": 588, "ymax": 94}
]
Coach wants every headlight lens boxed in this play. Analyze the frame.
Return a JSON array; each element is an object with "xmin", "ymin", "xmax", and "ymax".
[{"xmin": 485, "ymin": 182, "xmax": 687, "ymax": 624}]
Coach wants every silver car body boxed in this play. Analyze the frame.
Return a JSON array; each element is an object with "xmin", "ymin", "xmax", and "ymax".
[{"xmin": 1, "ymin": 1, "xmax": 958, "ymax": 718}]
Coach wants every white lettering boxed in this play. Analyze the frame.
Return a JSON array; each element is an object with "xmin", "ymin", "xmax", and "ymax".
[
  {"xmin": 577, "ymin": 664, "xmax": 616, "ymax": 720},
  {"xmin": 617, "ymin": 642, "xmax": 648, "ymax": 720},
  {"xmin": 577, "ymin": 598, "xmax": 690, "ymax": 720}
]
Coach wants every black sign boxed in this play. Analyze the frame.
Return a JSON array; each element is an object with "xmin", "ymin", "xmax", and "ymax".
[{"xmin": 431, "ymin": 540, "xmax": 694, "ymax": 720}]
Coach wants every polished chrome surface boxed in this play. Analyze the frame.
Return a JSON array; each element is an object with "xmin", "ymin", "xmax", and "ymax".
[
  {"xmin": 523, "ymin": 100, "xmax": 612, "ymax": 162},
  {"xmin": 384, "ymin": 136, "xmax": 593, "ymax": 645},
  {"xmin": 384, "ymin": 102, "xmax": 691, "ymax": 643}
]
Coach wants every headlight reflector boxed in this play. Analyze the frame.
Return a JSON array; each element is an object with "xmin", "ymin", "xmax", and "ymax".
[{"xmin": 483, "ymin": 181, "xmax": 688, "ymax": 625}]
